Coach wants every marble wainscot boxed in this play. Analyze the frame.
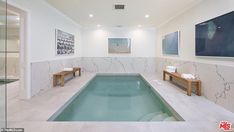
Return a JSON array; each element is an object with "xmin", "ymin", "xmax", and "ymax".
[
  {"xmin": 31, "ymin": 58, "xmax": 82, "ymax": 97},
  {"xmin": 31, "ymin": 57, "xmax": 156, "ymax": 97},
  {"xmin": 155, "ymin": 57, "xmax": 234, "ymax": 113},
  {"xmin": 81, "ymin": 57, "xmax": 157, "ymax": 73}
]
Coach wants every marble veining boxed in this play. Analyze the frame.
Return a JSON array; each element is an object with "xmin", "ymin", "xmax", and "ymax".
[
  {"xmin": 192, "ymin": 62, "xmax": 200, "ymax": 79},
  {"xmin": 214, "ymin": 65, "xmax": 232, "ymax": 103}
]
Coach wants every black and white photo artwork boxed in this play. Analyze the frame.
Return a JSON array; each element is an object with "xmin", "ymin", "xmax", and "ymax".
[{"xmin": 55, "ymin": 29, "xmax": 75, "ymax": 55}]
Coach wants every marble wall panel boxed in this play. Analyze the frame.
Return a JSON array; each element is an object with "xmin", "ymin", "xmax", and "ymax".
[{"xmin": 81, "ymin": 57, "xmax": 156, "ymax": 73}]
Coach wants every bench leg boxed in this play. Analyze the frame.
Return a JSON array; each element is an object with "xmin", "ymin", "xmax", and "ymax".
[
  {"xmin": 169, "ymin": 76, "xmax": 173, "ymax": 81},
  {"xmin": 196, "ymin": 82, "xmax": 201, "ymax": 96},
  {"xmin": 79, "ymin": 69, "xmax": 81, "ymax": 76},
  {"xmin": 163, "ymin": 71, "xmax": 166, "ymax": 81},
  {"xmin": 73, "ymin": 72, "xmax": 76, "ymax": 77},
  {"xmin": 53, "ymin": 75, "xmax": 57, "ymax": 87},
  {"xmin": 61, "ymin": 75, "xmax": 65, "ymax": 87},
  {"xmin": 187, "ymin": 82, "xmax": 192, "ymax": 96}
]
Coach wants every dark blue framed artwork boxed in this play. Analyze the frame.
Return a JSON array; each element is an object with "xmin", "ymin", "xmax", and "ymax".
[{"xmin": 196, "ymin": 11, "xmax": 234, "ymax": 57}]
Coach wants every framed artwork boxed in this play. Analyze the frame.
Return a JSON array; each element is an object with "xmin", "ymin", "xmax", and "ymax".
[
  {"xmin": 162, "ymin": 31, "xmax": 180, "ymax": 55},
  {"xmin": 108, "ymin": 38, "xmax": 131, "ymax": 53},
  {"xmin": 55, "ymin": 29, "xmax": 75, "ymax": 55}
]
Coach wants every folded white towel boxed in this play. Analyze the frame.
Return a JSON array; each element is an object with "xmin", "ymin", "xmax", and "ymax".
[
  {"xmin": 166, "ymin": 66, "xmax": 177, "ymax": 73},
  {"xmin": 63, "ymin": 68, "xmax": 73, "ymax": 71},
  {"xmin": 166, "ymin": 66, "xmax": 176, "ymax": 70},
  {"xmin": 181, "ymin": 74, "xmax": 195, "ymax": 79}
]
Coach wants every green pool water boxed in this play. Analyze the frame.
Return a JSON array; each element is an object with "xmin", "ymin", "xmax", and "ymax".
[
  {"xmin": 0, "ymin": 79, "xmax": 18, "ymax": 86},
  {"xmin": 50, "ymin": 75, "xmax": 183, "ymax": 121}
]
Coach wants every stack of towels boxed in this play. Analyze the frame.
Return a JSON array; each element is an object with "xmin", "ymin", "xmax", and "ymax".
[
  {"xmin": 63, "ymin": 68, "xmax": 73, "ymax": 71},
  {"xmin": 166, "ymin": 66, "xmax": 177, "ymax": 73},
  {"xmin": 181, "ymin": 74, "xmax": 195, "ymax": 79}
]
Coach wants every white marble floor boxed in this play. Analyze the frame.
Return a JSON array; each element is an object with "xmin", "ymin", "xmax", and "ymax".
[{"xmin": 7, "ymin": 73, "xmax": 234, "ymax": 132}]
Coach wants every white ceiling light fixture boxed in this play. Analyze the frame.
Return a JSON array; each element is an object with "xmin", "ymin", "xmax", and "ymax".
[
  {"xmin": 145, "ymin": 14, "xmax": 150, "ymax": 18},
  {"xmin": 89, "ymin": 14, "xmax": 94, "ymax": 18},
  {"xmin": 97, "ymin": 24, "xmax": 101, "ymax": 28},
  {"xmin": 16, "ymin": 17, "xmax": 20, "ymax": 21},
  {"xmin": 138, "ymin": 25, "xmax": 142, "ymax": 28}
]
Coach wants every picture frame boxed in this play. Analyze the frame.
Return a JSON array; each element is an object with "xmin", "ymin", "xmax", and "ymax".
[
  {"xmin": 108, "ymin": 38, "xmax": 131, "ymax": 53},
  {"xmin": 55, "ymin": 29, "xmax": 75, "ymax": 55},
  {"xmin": 162, "ymin": 31, "xmax": 180, "ymax": 56}
]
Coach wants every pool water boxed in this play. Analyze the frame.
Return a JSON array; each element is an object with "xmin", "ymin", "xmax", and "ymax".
[
  {"xmin": 0, "ymin": 79, "xmax": 18, "ymax": 86},
  {"xmin": 50, "ymin": 75, "xmax": 182, "ymax": 121}
]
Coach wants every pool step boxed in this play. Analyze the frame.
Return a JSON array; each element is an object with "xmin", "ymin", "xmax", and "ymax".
[
  {"xmin": 139, "ymin": 111, "xmax": 178, "ymax": 121},
  {"xmin": 163, "ymin": 116, "xmax": 177, "ymax": 121},
  {"xmin": 150, "ymin": 113, "xmax": 168, "ymax": 121},
  {"xmin": 139, "ymin": 112, "xmax": 163, "ymax": 121}
]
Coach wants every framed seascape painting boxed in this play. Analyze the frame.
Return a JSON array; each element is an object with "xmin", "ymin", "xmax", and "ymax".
[
  {"xmin": 108, "ymin": 38, "xmax": 131, "ymax": 53},
  {"xmin": 162, "ymin": 31, "xmax": 180, "ymax": 56},
  {"xmin": 55, "ymin": 29, "xmax": 75, "ymax": 55}
]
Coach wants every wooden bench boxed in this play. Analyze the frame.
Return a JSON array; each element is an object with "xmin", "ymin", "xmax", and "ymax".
[
  {"xmin": 53, "ymin": 67, "xmax": 81, "ymax": 87},
  {"xmin": 163, "ymin": 70, "xmax": 201, "ymax": 96}
]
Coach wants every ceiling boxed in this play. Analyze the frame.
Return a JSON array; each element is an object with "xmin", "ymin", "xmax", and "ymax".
[{"xmin": 46, "ymin": 0, "xmax": 203, "ymax": 28}]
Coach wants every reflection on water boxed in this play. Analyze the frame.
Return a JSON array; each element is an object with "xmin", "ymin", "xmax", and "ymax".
[{"xmin": 0, "ymin": 79, "xmax": 18, "ymax": 86}]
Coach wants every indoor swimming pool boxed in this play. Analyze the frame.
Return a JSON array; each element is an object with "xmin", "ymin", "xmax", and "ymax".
[{"xmin": 49, "ymin": 74, "xmax": 183, "ymax": 122}]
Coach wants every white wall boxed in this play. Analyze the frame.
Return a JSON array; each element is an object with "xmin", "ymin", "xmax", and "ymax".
[
  {"xmin": 156, "ymin": 0, "xmax": 234, "ymax": 66},
  {"xmin": 7, "ymin": 0, "xmax": 82, "ymax": 98},
  {"xmin": 82, "ymin": 27, "xmax": 156, "ymax": 57},
  {"xmin": 8, "ymin": 0, "xmax": 82, "ymax": 62}
]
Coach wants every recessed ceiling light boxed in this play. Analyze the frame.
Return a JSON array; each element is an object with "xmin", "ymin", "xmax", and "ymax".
[
  {"xmin": 16, "ymin": 17, "xmax": 20, "ymax": 20},
  {"xmin": 97, "ymin": 24, "xmax": 101, "ymax": 27},
  {"xmin": 145, "ymin": 14, "xmax": 150, "ymax": 18},
  {"xmin": 138, "ymin": 25, "xmax": 142, "ymax": 28},
  {"xmin": 89, "ymin": 14, "xmax": 94, "ymax": 18},
  {"xmin": 116, "ymin": 25, "xmax": 123, "ymax": 28}
]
